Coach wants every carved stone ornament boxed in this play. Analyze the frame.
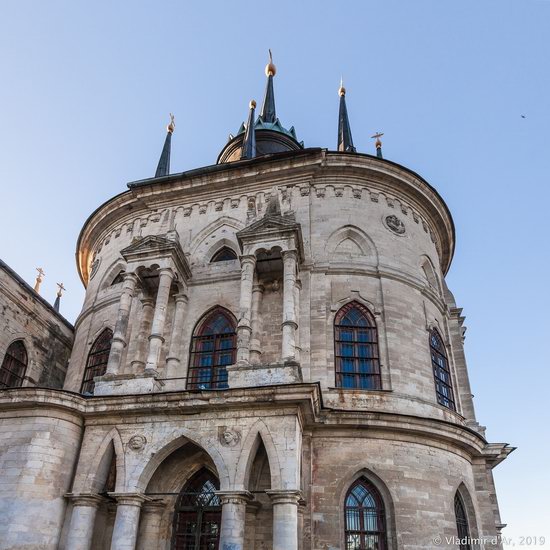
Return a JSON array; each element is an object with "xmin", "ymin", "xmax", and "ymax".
[
  {"xmin": 89, "ymin": 257, "xmax": 101, "ymax": 279},
  {"xmin": 385, "ymin": 215, "xmax": 406, "ymax": 235},
  {"xmin": 127, "ymin": 435, "xmax": 147, "ymax": 451},
  {"xmin": 218, "ymin": 427, "xmax": 241, "ymax": 447}
]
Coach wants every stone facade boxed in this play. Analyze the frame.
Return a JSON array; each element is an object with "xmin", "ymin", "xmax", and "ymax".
[
  {"xmin": 0, "ymin": 259, "xmax": 74, "ymax": 389},
  {"xmin": 0, "ymin": 148, "xmax": 512, "ymax": 550}
]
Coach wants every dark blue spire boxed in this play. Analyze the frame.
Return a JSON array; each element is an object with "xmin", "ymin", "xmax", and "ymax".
[
  {"xmin": 260, "ymin": 50, "xmax": 277, "ymax": 123},
  {"xmin": 241, "ymin": 100, "xmax": 257, "ymax": 160},
  {"xmin": 155, "ymin": 114, "xmax": 175, "ymax": 178},
  {"xmin": 337, "ymin": 82, "xmax": 356, "ymax": 153}
]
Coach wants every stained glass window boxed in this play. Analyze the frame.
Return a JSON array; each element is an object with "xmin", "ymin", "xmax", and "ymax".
[
  {"xmin": 0, "ymin": 340, "xmax": 28, "ymax": 389},
  {"xmin": 187, "ymin": 308, "xmax": 236, "ymax": 390},
  {"xmin": 211, "ymin": 247, "xmax": 238, "ymax": 263},
  {"xmin": 345, "ymin": 478, "xmax": 387, "ymax": 550},
  {"xmin": 454, "ymin": 493, "xmax": 471, "ymax": 550},
  {"xmin": 335, "ymin": 302, "xmax": 381, "ymax": 390},
  {"xmin": 81, "ymin": 328, "xmax": 113, "ymax": 395},
  {"xmin": 430, "ymin": 329, "xmax": 456, "ymax": 410},
  {"xmin": 172, "ymin": 469, "xmax": 221, "ymax": 550}
]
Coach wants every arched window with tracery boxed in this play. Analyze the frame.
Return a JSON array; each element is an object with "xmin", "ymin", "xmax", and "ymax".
[
  {"xmin": 345, "ymin": 477, "xmax": 387, "ymax": 550},
  {"xmin": 0, "ymin": 340, "xmax": 28, "ymax": 389},
  {"xmin": 210, "ymin": 247, "xmax": 238, "ymax": 262},
  {"xmin": 334, "ymin": 301, "xmax": 381, "ymax": 389},
  {"xmin": 172, "ymin": 468, "xmax": 221, "ymax": 550},
  {"xmin": 81, "ymin": 328, "xmax": 113, "ymax": 395},
  {"xmin": 430, "ymin": 328, "xmax": 456, "ymax": 410},
  {"xmin": 454, "ymin": 492, "xmax": 471, "ymax": 550},
  {"xmin": 187, "ymin": 308, "xmax": 236, "ymax": 390}
]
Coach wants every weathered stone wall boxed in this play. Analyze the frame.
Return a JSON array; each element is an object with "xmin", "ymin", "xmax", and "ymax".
[
  {"xmin": 0, "ymin": 401, "xmax": 83, "ymax": 549},
  {"xmin": 0, "ymin": 261, "xmax": 74, "ymax": 389}
]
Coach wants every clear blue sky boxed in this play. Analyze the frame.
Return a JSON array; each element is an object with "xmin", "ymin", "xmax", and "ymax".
[{"xmin": 1, "ymin": 1, "xmax": 548, "ymax": 545}]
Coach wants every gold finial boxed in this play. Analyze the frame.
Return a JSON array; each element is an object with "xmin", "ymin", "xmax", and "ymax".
[
  {"xmin": 56, "ymin": 282, "xmax": 66, "ymax": 298},
  {"xmin": 371, "ymin": 132, "xmax": 384, "ymax": 148},
  {"xmin": 249, "ymin": 99, "xmax": 257, "ymax": 109},
  {"xmin": 167, "ymin": 113, "xmax": 175, "ymax": 134},
  {"xmin": 265, "ymin": 49, "xmax": 276, "ymax": 77},
  {"xmin": 34, "ymin": 267, "xmax": 45, "ymax": 293},
  {"xmin": 338, "ymin": 76, "xmax": 346, "ymax": 96}
]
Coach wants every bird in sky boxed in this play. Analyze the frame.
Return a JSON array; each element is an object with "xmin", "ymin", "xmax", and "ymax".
[{"xmin": 521, "ymin": 115, "xmax": 526, "ymax": 119}]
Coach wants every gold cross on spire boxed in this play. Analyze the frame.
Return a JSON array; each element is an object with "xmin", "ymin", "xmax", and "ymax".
[
  {"xmin": 371, "ymin": 132, "xmax": 384, "ymax": 147},
  {"xmin": 56, "ymin": 282, "xmax": 66, "ymax": 297},
  {"xmin": 34, "ymin": 267, "xmax": 45, "ymax": 293}
]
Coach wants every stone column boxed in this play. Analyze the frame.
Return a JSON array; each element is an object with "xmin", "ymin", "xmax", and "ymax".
[
  {"xmin": 145, "ymin": 268, "xmax": 174, "ymax": 374},
  {"xmin": 293, "ymin": 279, "xmax": 302, "ymax": 363},
  {"xmin": 216, "ymin": 491, "xmax": 252, "ymax": 550},
  {"xmin": 65, "ymin": 493, "xmax": 104, "ymax": 550},
  {"xmin": 136, "ymin": 500, "xmax": 165, "ymax": 550},
  {"xmin": 281, "ymin": 250, "xmax": 298, "ymax": 362},
  {"xmin": 165, "ymin": 292, "xmax": 188, "ymax": 379},
  {"xmin": 130, "ymin": 297, "xmax": 155, "ymax": 373},
  {"xmin": 110, "ymin": 493, "xmax": 148, "ymax": 550},
  {"xmin": 267, "ymin": 490, "xmax": 302, "ymax": 550},
  {"xmin": 249, "ymin": 281, "xmax": 264, "ymax": 365},
  {"xmin": 106, "ymin": 272, "xmax": 139, "ymax": 376},
  {"xmin": 237, "ymin": 255, "xmax": 256, "ymax": 363}
]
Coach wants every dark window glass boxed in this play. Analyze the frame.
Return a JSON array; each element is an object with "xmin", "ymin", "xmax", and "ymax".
[
  {"xmin": 335, "ymin": 302, "xmax": 381, "ymax": 390},
  {"xmin": 111, "ymin": 271, "xmax": 125, "ymax": 285},
  {"xmin": 345, "ymin": 478, "xmax": 387, "ymax": 550},
  {"xmin": 172, "ymin": 469, "xmax": 221, "ymax": 550},
  {"xmin": 454, "ymin": 493, "xmax": 471, "ymax": 550},
  {"xmin": 430, "ymin": 329, "xmax": 456, "ymax": 410},
  {"xmin": 0, "ymin": 341, "xmax": 28, "ymax": 389},
  {"xmin": 211, "ymin": 247, "xmax": 238, "ymax": 263},
  {"xmin": 81, "ymin": 328, "xmax": 113, "ymax": 395},
  {"xmin": 187, "ymin": 308, "xmax": 236, "ymax": 390}
]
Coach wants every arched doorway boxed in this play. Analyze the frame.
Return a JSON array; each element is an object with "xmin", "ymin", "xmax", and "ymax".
[{"xmin": 171, "ymin": 468, "xmax": 221, "ymax": 550}]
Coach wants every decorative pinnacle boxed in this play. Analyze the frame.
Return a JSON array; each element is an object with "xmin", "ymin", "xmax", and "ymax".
[
  {"xmin": 56, "ymin": 282, "xmax": 66, "ymax": 297},
  {"xmin": 265, "ymin": 49, "xmax": 276, "ymax": 77},
  {"xmin": 167, "ymin": 113, "xmax": 175, "ymax": 134},
  {"xmin": 34, "ymin": 267, "xmax": 45, "ymax": 293},
  {"xmin": 371, "ymin": 132, "xmax": 384, "ymax": 148},
  {"xmin": 339, "ymin": 76, "xmax": 346, "ymax": 96},
  {"xmin": 249, "ymin": 99, "xmax": 257, "ymax": 109}
]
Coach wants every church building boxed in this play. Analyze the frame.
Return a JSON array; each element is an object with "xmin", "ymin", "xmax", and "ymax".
[{"xmin": 0, "ymin": 55, "xmax": 513, "ymax": 550}]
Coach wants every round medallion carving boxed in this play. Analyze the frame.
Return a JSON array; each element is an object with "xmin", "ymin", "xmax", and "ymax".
[
  {"xmin": 127, "ymin": 435, "xmax": 147, "ymax": 451},
  {"xmin": 219, "ymin": 427, "xmax": 241, "ymax": 447},
  {"xmin": 385, "ymin": 215, "xmax": 406, "ymax": 235}
]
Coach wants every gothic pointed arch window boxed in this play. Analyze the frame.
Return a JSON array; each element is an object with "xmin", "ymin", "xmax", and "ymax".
[
  {"xmin": 172, "ymin": 468, "xmax": 221, "ymax": 550},
  {"xmin": 334, "ymin": 301, "xmax": 381, "ymax": 389},
  {"xmin": 430, "ymin": 328, "xmax": 456, "ymax": 410},
  {"xmin": 81, "ymin": 328, "xmax": 113, "ymax": 395},
  {"xmin": 0, "ymin": 340, "xmax": 28, "ymax": 389},
  {"xmin": 187, "ymin": 308, "xmax": 236, "ymax": 390},
  {"xmin": 345, "ymin": 477, "xmax": 387, "ymax": 550},
  {"xmin": 454, "ymin": 492, "xmax": 472, "ymax": 550},
  {"xmin": 210, "ymin": 247, "xmax": 238, "ymax": 263}
]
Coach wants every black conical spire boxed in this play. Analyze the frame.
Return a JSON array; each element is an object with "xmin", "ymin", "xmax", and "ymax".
[
  {"xmin": 337, "ymin": 81, "xmax": 356, "ymax": 153},
  {"xmin": 260, "ymin": 50, "xmax": 277, "ymax": 123},
  {"xmin": 155, "ymin": 114, "xmax": 175, "ymax": 178},
  {"xmin": 241, "ymin": 100, "xmax": 257, "ymax": 160}
]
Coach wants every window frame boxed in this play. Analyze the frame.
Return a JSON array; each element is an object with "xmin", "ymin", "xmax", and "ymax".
[
  {"xmin": 210, "ymin": 247, "xmax": 238, "ymax": 263},
  {"xmin": 334, "ymin": 301, "xmax": 382, "ymax": 390},
  {"xmin": 344, "ymin": 477, "xmax": 387, "ymax": 550},
  {"xmin": 187, "ymin": 308, "xmax": 236, "ymax": 390},
  {"xmin": 171, "ymin": 468, "xmax": 221, "ymax": 550},
  {"xmin": 80, "ymin": 328, "xmax": 113, "ymax": 395},
  {"xmin": 429, "ymin": 328, "xmax": 456, "ymax": 411},
  {"xmin": 0, "ymin": 340, "xmax": 28, "ymax": 389},
  {"xmin": 454, "ymin": 492, "xmax": 472, "ymax": 550}
]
